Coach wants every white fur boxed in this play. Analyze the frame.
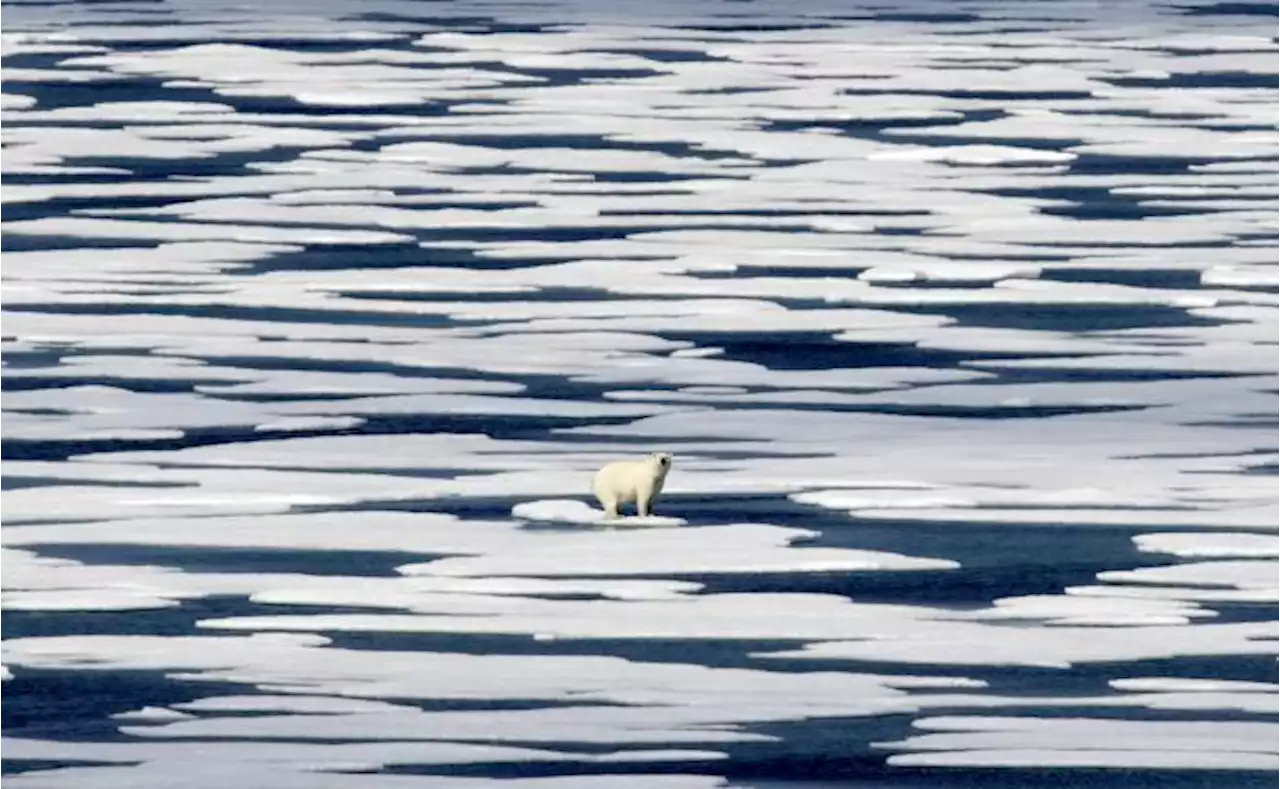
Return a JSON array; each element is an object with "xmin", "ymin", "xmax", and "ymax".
[{"xmin": 592, "ymin": 453, "xmax": 673, "ymax": 519}]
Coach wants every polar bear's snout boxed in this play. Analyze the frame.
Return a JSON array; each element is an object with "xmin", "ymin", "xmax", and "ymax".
[{"xmin": 593, "ymin": 453, "xmax": 673, "ymax": 519}]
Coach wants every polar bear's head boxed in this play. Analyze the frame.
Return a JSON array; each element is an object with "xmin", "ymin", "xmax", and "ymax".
[{"xmin": 649, "ymin": 452, "xmax": 673, "ymax": 474}]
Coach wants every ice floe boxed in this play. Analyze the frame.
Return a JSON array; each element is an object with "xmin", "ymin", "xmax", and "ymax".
[
  {"xmin": 511, "ymin": 498, "xmax": 688, "ymax": 527},
  {"xmin": 1134, "ymin": 532, "xmax": 1279, "ymax": 559},
  {"xmin": 880, "ymin": 717, "xmax": 1278, "ymax": 770},
  {"xmin": 398, "ymin": 522, "xmax": 957, "ymax": 577}
]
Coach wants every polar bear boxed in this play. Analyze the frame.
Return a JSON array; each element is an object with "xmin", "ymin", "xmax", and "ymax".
[{"xmin": 592, "ymin": 453, "xmax": 672, "ymax": 519}]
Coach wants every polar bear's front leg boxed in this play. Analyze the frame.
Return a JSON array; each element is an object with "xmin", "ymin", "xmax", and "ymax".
[{"xmin": 635, "ymin": 480, "xmax": 656, "ymax": 517}]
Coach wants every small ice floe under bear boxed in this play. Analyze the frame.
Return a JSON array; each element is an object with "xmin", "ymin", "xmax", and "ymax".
[{"xmin": 593, "ymin": 452, "xmax": 673, "ymax": 519}]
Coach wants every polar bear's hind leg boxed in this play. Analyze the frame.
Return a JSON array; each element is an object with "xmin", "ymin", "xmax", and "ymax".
[{"xmin": 596, "ymin": 490, "xmax": 620, "ymax": 519}]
